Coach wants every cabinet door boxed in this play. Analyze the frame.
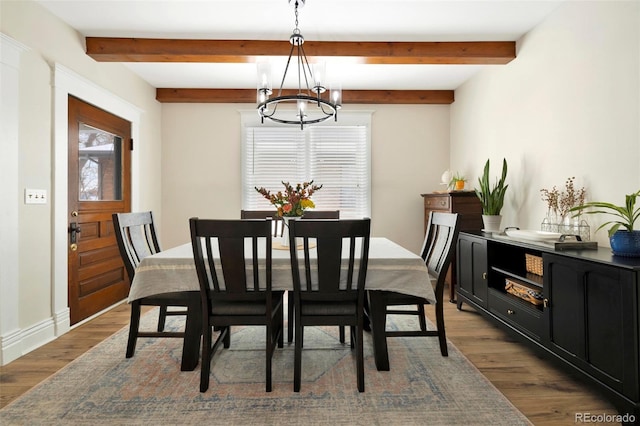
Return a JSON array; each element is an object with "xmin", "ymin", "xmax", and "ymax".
[
  {"xmin": 545, "ymin": 254, "xmax": 639, "ymax": 399},
  {"xmin": 457, "ymin": 235, "xmax": 488, "ymax": 308}
]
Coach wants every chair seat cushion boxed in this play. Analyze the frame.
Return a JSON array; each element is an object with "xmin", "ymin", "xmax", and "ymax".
[
  {"xmin": 211, "ymin": 292, "xmax": 284, "ymax": 316},
  {"xmin": 300, "ymin": 300, "xmax": 357, "ymax": 316},
  {"xmin": 140, "ymin": 291, "xmax": 199, "ymax": 305}
]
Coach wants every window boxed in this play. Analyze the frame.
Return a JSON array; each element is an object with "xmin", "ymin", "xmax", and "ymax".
[{"xmin": 242, "ymin": 111, "xmax": 371, "ymax": 218}]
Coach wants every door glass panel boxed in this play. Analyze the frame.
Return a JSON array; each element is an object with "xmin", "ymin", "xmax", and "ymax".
[{"xmin": 78, "ymin": 122, "xmax": 123, "ymax": 201}]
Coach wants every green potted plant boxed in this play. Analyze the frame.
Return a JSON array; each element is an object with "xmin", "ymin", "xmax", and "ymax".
[
  {"xmin": 570, "ymin": 190, "xmax": 640, "ymax": 257},
  {"xmin": 449, "ymin": 173, "xmax": 467, "ymax": 191},
  {"xmin": 475, "ymin": 158, "xmax": 508, "ymax": 232}
]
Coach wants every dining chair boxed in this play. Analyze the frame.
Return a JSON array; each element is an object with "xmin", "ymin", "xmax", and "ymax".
[
  {"xmin": 286, "ymin": 210, "xmax": 341, "ymax": 343},
  {"xmin": 112, "ymin": 211, "xmax": 196, "ymax": 360},
  {"xmin": 288, "ymin": 218, "xmax": 371, "ymax": 392},
  {"xmin": 367, "ymin": 212, "xmax": 460, "ymax": 366},
  {"xmin": 190, "ymin": 217, "xmax": 284, "ymax": 392},
  {"xmin": 240, "ymin": 210, "xmax": 284, "ymax": 237}
]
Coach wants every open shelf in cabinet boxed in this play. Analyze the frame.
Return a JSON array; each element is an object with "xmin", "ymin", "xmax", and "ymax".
[
  {"xmin": 492, "ymin": 266, "xmax": 543, "ymax": 289},
  {"xmin": 488, "ymin": 242, "xmax": 545, "ymax": 312}
]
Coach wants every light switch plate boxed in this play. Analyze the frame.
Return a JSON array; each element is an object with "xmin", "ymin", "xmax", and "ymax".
[{"xmin": 25, "ymin": 188, "xmax": 47, "ymax": 204}]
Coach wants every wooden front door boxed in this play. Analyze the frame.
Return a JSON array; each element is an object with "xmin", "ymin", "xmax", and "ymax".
[{"xmin": 67, "ymin": 96, "xmax": 131, "ymax": 324}]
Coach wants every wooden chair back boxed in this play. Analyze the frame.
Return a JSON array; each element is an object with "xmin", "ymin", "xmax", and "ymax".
[
  {"xmin": 240, "ymin": 210, "xmax": 284, "ymax": 237},
  {"xmin": 191, "ymin": 218, "xmax": 274, "ymax": 302},
  {"xmin": 288, "ymin": 218, "xmax": 370, "ymax": 307},
  {"xmin": 302, "ymin": 210, "xmax": 340, "ymax": 219},
  {"xmin": 112, "ymin": 211, "xmax": 161, "ymax": 282},
  {"xmin": 420, "ymin": 212, "xmax": 461, "ymax": 301}
]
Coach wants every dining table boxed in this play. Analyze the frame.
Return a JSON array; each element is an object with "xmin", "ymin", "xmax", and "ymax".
[{"xmin": 128, "ymin": 237, "xmax": 435, "ymax": 372}]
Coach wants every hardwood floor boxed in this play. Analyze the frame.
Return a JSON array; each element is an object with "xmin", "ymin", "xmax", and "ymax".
[{"xmin": 0, "ymin": 294, "xmax": 621, "ymax": 425}]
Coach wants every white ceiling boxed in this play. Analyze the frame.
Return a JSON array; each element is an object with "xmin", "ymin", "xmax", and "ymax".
[{"xmin": 36, "ymin": 0, "xmax": 565, "ymax": 91}]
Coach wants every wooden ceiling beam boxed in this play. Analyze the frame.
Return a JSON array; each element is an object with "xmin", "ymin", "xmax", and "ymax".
[
  {"xmin": 156, "ymin": 89, "xmax": 454, "ymax": 104},
  {"xmin": 87, "ymin": 38, "xmax": 515, "ymax": 65}
]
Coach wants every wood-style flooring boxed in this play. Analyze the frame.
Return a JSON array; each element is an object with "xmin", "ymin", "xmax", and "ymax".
[{"xmin": 0, "ymin": 295, "xmax": 622, "ymax": 425}]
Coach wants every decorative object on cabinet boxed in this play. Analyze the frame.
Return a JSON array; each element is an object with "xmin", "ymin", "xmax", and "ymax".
[
  {"xmin": 421, "ymin": 192, "xmax": 482, "ymax": 303},
  {"xmin": 449, "ymin": 173, "xmax": 467, "ymax": 191},
  {"xmin": 456, "ymin": 231, "xmax": 640, "ymax": 418},
  {"xmin": 440, "ymin": 170, "xmax": 452, "ymax": 188},
  {"xmin": 475, "ymin": 158, "xmax": 508, "ymax": 232},
  {"xmin": 504, "ymin": 278, "xmax": 544, "ymax": 306},
  {"xmin": 540, "ymin": 177, "xmax": 589, "ymax": 240},
  {"xmin": 569, "ymin": 189, "xmax": 640, "ymax": 257}
]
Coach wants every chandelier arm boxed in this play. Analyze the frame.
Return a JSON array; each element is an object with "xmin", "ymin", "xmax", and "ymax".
[
  {"xmin": 277, "ymin": 42, "xmax": 297, "ymax": 97},
  {"xmin": 298, "ymin": 43, "xmax": 315, "ymax": 96}
]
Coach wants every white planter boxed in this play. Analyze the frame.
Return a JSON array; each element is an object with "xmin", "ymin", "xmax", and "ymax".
[{"xmin": 482, "ymin": 215, "xmax": 502, "ymax": 233}]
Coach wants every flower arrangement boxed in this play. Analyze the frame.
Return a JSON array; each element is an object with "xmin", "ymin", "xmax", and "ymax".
[{"xmin": 255, "ymin": 181, "xmax": 323, "ymax": 217}]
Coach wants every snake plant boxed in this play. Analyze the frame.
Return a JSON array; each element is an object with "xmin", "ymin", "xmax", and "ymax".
[{"xmin": 475, "ymin": 158, "xmax": 508, "ymax": 215}]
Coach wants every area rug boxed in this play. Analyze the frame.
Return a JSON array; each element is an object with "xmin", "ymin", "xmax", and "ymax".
[{"xmin": 1, "ymin": 309, "xmax": 530, "ymax": 425}]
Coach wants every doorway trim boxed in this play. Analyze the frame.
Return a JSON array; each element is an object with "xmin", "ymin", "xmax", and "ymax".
[{"xmin": 53, "ymin": 64, "xmax": 141, "ymax": 336}]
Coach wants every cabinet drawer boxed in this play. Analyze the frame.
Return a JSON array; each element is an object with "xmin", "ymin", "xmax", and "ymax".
[
  {"xmin": 488, "ymin": 289, "xmax": 543, "ymax": 341},
  {"xmin": 424, "ymin": 195, "xmax": 450, "ymax": 211}
]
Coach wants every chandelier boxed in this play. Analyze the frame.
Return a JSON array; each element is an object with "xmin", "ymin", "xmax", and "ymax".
[{"xmin": 257, "ymin": 0, "xmax": 341, "ymax": 130}]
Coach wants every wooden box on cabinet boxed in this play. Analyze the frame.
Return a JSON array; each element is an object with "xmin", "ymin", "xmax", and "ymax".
[{"xmin": 421, "ymin": 192, "xmax": 482, "ymax": 302}]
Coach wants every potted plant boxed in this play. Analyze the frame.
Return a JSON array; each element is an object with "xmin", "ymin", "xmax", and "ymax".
[
  {"xmin": 449, "ymin": 173, "xmax": 467, "ymax": 191},
  {"xmin": 569, "ymin": 190, "xmax": 640, "ymax": 257},
  {"xmin": 475, "ymin": 158, "xmax": 508, "ymax": 232}
]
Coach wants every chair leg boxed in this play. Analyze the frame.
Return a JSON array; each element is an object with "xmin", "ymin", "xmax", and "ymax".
[
  {"xmin": 418, "ymin": 304, "xmax": 427, "ymax": 332},
  {"xmin": 349, "ymin": 326, "xmax": 355, "ymax": 349},
  {"xmin": 126, "ymin": 301, "xmax": 141, "ymax": 358},
  {"xmin": 287, "ymin": 292, "xmax": 294, "ymax": 343},
  {"xmin": 339, "ymin": 326, "xmax": 345, "ymax": 344},
  {"xmin": 294, "ymin": 322, "xmax": 302, "ymax": 392},
  {"xmin": 356, "ymin": 323, "xmax": 364, "ymax": 392},
  {"xmin": 221, "ymin": 325, "xmax": 231, "ymax": 348},
  {"xmin": 157, "ymin": 305, "xmax": 168, "ymax": 332},
  {"xmin": 278, "ymin": 301, "xmax": 284, "ymax": 348},
  {"xmin": 266, "ymin": 324, "xmax": 273, "ymax": 392},
  {"xmin": 435, "ymin": 301, "xmax": 448, "ymax": 356},
  {"xmin": 200, "ymin": 324, "xmax": 212, "ymax": 393}
]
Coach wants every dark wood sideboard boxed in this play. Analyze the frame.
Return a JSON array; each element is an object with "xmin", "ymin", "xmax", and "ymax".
[
  {"xmin": 421, "ymin": 192, "xmax": 482, "ymax": 302},
  {"xmin": 456, "ymin": 231, "xmax": 640, "ymax": 420}
]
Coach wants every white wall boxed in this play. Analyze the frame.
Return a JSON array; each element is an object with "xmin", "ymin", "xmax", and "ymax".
[
  {"xmin": 160, "ymin": 103, "xmax": 450, "ymax": 253},
  {"xmin": 0, "ymin": 0, "xmax": 162, "ymax": 364},
  {"xmin": 450, "ymin": 0, "xmax": 640, "ymax": 247}
]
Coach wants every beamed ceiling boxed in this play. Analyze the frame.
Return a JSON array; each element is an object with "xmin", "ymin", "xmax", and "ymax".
[
  {"xmin": 36, "ymin": 1, "xmax": 565, "ymax": 105},
  {"xmin": 86, "ymin": 38, "xmax": 515, "ymax": 104}
]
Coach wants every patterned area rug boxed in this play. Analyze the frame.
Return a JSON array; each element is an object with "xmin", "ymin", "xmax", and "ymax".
[{"xmin": 1, "ymin": 309, "xmax": 530, "ymax": 425}]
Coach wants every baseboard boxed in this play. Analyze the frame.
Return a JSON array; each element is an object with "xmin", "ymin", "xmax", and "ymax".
[{"xmin": 1, "ymin": 316, "xmax": 56, "ymax": 366}]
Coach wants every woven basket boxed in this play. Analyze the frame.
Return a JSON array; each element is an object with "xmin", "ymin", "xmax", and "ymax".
[
  {"xmin": 505, "ymin": 278, "xmax": 544, "ymax": 306},
  {"xmin": 525, "ymin": 254, "xmax": 543, "ymax": 276}
]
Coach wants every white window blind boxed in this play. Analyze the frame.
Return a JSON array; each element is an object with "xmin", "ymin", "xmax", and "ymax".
[{"xmin": 242, "ymin": 112, "xmax": 371, "ymax": 219}]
